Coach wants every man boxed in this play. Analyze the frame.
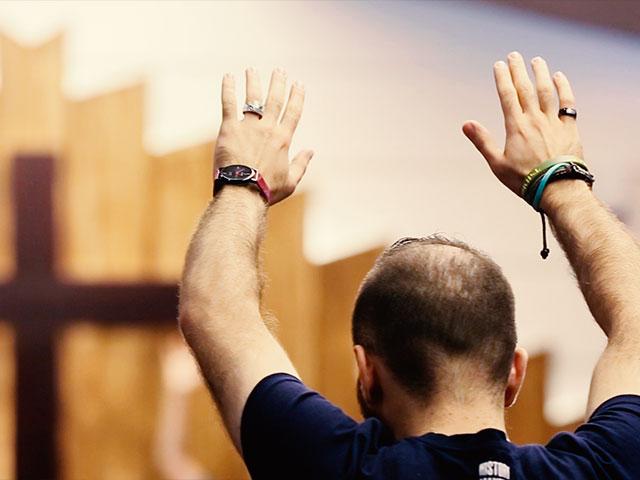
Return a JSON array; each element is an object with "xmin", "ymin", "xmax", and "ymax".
[{"xmin": 179, "ymin": 54, "xmax": 640, "ymax": 478}]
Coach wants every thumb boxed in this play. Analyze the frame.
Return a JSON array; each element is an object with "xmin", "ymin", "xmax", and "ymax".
[
  {"xmin": 288, "ymin": 149, "xmax": 314, "ymax": 188},
  {"xmin": 462, "ymin": 121, "xmax": 502, "ymax": 168}
]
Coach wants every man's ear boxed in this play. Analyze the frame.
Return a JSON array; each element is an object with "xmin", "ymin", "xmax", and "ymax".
[
  {"xmin": 354, "ymin": 345, "xmax": 375, "ymax": 403},
  {"xmin": 505, "ymin": 346, "xmax": 528, "ymax": 408}
]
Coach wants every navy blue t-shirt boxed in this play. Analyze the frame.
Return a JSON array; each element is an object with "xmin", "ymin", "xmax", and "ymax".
[{"xmin": 241, "ymin": 373, "xmax": 640, "ymax": 479}]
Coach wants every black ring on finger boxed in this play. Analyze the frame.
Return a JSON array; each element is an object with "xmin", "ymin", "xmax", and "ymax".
[{"xmin": 558, "ymin": 107, "xmax": 577, "ymax": 119}]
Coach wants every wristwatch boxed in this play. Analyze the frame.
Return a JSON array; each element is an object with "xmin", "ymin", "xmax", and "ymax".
[{"xmin": 213, "ymin": 164, "xmax": 272, "ymax": 204}]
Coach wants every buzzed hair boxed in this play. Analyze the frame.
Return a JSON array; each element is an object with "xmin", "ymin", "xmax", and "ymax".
[{"xmin": 352, "ymin": 235, "xmax": 516, "ymax": 401}]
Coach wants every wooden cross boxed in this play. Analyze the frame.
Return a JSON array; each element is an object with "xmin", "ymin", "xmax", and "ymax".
[{"xmin": 0, "ymin": 154, "xmax": 179, "ymax": 479}]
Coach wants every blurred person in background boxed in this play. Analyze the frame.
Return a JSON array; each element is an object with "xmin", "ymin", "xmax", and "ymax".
[{"xmin": 154, "ymin": 334, "xmax": 212, "ymax": 480}]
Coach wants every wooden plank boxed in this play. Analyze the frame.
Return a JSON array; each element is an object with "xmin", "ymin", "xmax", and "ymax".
[
  {"xmin": 0, "ymin": 34, "xmax": 64, "ymax": 280},
  {"xmin": 0, "ymin": 323, "xmax": 15, "ymax": 480},
  {"xmin": 507, "ymin": 353, "xmax": 584, "ymax": 444},
  {"xmin": 58, "ymin": 324, "xmax": 164, "ymax": 480},
  {"xmin": 263, "ymin": 194, "xmax": 320, "ymax": 386},
  {"xmin": 0, "ymin": 34, "xmax": 64, "ymax": 479},
  {"xmin": 59, "ymin": 84, "xmax": 148, "ymax": 281},
  {"xmin": 146, "ymin": 143, "xmax": 213, "ymax": 281},
  {"xmin": 506, "ymin": 354, "xmax": 550, "ymax": 444},
  {"xmin": 58, "ymin": 83, "xmax": 162, "ymax": 479},
  {"xmin": 317, "ymin": 248, "xmax": 383, "ymax": 418}
]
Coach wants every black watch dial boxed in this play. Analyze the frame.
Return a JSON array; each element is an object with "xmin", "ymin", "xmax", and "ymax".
[{"xmin": 221, "ymin": 165, "xmax": 255, "ymax": 182}]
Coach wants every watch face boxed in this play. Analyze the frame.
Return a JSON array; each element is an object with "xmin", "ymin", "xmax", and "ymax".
[{"xmin": 221, "ymin": 165, "xmax": 254, "ymax": 182}]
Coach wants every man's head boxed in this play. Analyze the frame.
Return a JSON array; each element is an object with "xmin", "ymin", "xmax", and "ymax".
[{"xmin": 352, "ymin": 235, "xmax": 526, "ymax": 423}]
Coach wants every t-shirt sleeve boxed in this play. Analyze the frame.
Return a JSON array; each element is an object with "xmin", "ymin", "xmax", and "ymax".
[
  {"xmin": 240, "ymin": 373, "xmax": 389, "ymax": 480},
  {"xmin": 546, "ymin": 394, "xmax": 640, "ymax": 479}
]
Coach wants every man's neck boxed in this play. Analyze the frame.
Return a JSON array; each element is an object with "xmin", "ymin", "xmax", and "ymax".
[{"xmin": 381, "ymin": 387, "xmax": 506, "ymax": 440}]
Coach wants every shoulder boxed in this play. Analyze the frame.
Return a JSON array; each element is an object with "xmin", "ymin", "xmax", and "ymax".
[
  {"xmin": 552, "ymin": 394, "xmax": 640, "ymax": 448},
  {"xmin": 534, "ymin": 395, "xmax": 640, "ymax": 478},
  {"xmin": 241, "ymin": 373, "xmax": 363, "ymax": 441},
  {"xmin": 241, "ymin": 373, "xmax": 393, "ymax": 479}
]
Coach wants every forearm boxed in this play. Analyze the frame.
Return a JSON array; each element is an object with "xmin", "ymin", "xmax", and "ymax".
[
  {"xmin": 178, "ymin": 186, "xmax": 267, "ymax": 393},
  {"xmin": 180, "ymin": 187, "xmax": 266, "ymax": 318},
  {"xmin": 541, "ymin": 180, "xmax": 640, "ymax": 341}
]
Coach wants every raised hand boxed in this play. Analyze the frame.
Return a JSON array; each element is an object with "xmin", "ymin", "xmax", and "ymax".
[
  {"xmin": 462, "ymin": 52, "xmax": 583, "ymax": 196},
  {"xmin": 214, "ymin": 67, "xmax": 313, "ymax": 205}
]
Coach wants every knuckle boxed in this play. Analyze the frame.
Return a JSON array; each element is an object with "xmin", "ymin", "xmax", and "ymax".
[
  {"xmin": 270, "ymin": 130, "xmax": 289, "ymax": 148},
  {"xmin": 280, "ymin": 134, "xmax": 291, "ymax": 148},
  {"xmin": 514, "ymin": 120, "xmax": 530, "ymax": 137},
  {"xmin": 499, "ymin": 88, "xmax": 518, "ymax": 107},
  {"xmin": 499, "ymin": 87, "xmax": 517, "ymax": 102},
  {"xmin": 286, "ymin": 105, "xmax": 302, "ymax": 119},
  {"xmin": 271, "ymin": 98, "xmax": 284, "ymax": 111},
  {"xmin": 532, "ymin": 111, "xmax": 548, "ymax": 126},
  {"xmin": 502, "ymin": 95, "xmax": 518, "ymax": 111},
  {"xmin": 285, "ymin": 116, "xmax": 300, "ymax": 131},
  {"xmin": 217, "ymin": 126, "xmax": 232, "ymax": 139},
  {"xmin": 537, "ymin": 86, "xmax": 553, "ymax": 99},
  {"xmin": 519, "ymin": 86, "xmax": 535, "ymax": 100},
  {"xmin": 255, "ymin": 121, "xmax": 273, "ymax": 136}
]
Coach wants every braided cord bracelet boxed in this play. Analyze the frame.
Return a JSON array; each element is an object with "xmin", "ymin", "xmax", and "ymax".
[{"xmin": 521, "ymin": 155, "xmax": 594, "ymax": 259}]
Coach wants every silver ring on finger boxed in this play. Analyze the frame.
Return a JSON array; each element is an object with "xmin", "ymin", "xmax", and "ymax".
[
  {"xmin": 558, "ymin": 107, "xmax": 577, "ymax": 119},
  {"xmin": 243, "ymin": 102, "xmax": 264, "ymax": 119}
]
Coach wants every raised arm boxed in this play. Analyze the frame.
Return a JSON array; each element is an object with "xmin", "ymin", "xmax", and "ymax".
[
  {"xmin": 178, "ymin": 68, "xmax": 313, "ymax": 450},
  {"xmin": 462, "ymin": 52, "xmax": 640, "ymax": 416}
]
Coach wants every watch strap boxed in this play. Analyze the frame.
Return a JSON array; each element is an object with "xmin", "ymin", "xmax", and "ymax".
[{"xmin": 254, "ymin": 173, "xmax": 272, "ymax": 204}]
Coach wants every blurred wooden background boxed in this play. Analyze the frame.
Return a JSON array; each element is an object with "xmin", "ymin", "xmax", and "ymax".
[{"xmin": 0, "ymin": 34, "xmax": 581, "ymax": 480}]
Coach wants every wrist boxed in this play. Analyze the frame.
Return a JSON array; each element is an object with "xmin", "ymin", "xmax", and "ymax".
[
  {"xmin": 214, "ymin": 164, "xmax": 272, "ymax": 204},
  {"xmin": 215, "ymin": 183, "xmax": 268, "ymax": 210},
  {"xmin": 539, "ymin": 180, "xmax": 593, "ymax": 216}
]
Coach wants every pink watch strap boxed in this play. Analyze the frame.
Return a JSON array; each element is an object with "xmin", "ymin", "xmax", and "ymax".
[{"xmin": 255, "ymin": 173, "xmax": 272, "ymax": 204}]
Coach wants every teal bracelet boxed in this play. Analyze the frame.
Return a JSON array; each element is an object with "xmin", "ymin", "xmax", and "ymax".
[
  {"xmin": 532, "ymin": 162, "xmax": 568, "ymax": 211},
  {"xmin": 521, "ymin": 155, "xmax": 588, "ymax": 200}
]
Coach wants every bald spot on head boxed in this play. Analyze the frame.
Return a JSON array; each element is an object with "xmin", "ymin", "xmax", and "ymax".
[{"xmin": 352, "ymin": 235, "xmax": 517, "ymax": 403}]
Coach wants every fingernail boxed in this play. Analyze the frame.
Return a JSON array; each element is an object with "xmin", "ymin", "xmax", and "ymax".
[
  {"xmin": 295, "ymin": 81, "xmax": 305, "ymax": 90},
  {"xmin": 532, "ymin": 56, "xmax": 543, "ymax": 63},
  {"xmin": 554, "ymin": 71, "xmax": 563, "ymax": 78},
  {"xmin": 508, "ymin": 51, "xmax": 520, "ymax": 59},
  {"xmin": 494, "ymin": 61, "xmax": 506, "ymax": 68},
  {"xmin": 276, "ymin": 67, "xmax": 287, "ymax": 76},
  {"xmin": 224, "ymin": 72, "xmax": 234, "ymax": 80}
]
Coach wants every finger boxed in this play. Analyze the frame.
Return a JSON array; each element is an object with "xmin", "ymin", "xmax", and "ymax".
[
  {"xmin": 221, "ymin": 73, "xmax": 237, "ymax": 122},
  {"xmin": 553, "ymin": 71, "xmax": 577, "ymax": 124},
  {"xmin": 243, "ymin": 67, "xmax": 263, "ymax": 121},
  {"xmin": 280, "ymin": 81, "xmax": 305, "ymax": 136},
  {"xmin": 531, "ymin": 56, "xmax": 556, "ymax": 115},
  {"xmin": 507, "ymin": 51, "xmax": 538, "ymax": 112},
  {"xmin": 263, "ymin": 68, "xmax": 287, "ymax": 123},
  {"xmin": 494, "ymin": 60, "xmax": 522, "ymax": 130},
  {"xmin": 462, "ymin": 121, "xmax": 503, "ymax": 168},
  {"xmin": 288, "ymin": 150, "xmax": 314, "ymax": 188}
]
